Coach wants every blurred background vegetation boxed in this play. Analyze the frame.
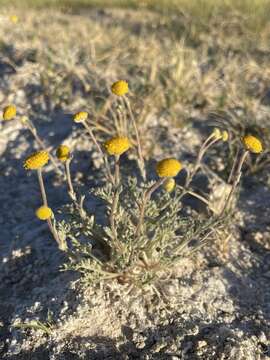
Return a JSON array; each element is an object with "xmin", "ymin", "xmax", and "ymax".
[
  {"xmin": 1, "ymin": 0, "xmax": 269, "ymax": 176},
  {"xmin": 1, "ymin": 0, "xmax": 270, "ymax": 32}
]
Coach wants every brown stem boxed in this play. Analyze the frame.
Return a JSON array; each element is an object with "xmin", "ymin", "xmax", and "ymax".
[
  {"xmin": 123, "ymin": 95, "xmax": 146, "ymax": 181},
  {"xmin": 135, "ymin": 178, "xmax": 165, "ymax": 237}
]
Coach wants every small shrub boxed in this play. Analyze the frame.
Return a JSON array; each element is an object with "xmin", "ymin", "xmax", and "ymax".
[
  {"xmin": 16, "ymin": 80, "xmax": 263, "ymax": 289},
  {"xmin": 60, "ymin": 176, "xmax": 226, "ymax": 287}
]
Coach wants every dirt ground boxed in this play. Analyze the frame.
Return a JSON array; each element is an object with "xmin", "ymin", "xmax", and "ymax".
[{"xmin": 0, "ymin": 7, "xmax": 269, "ymax": 360}]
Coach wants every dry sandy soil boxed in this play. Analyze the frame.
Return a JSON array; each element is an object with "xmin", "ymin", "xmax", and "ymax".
[{"xmin": 0, "ymin": 6, "xmax": 269, "ymax": 360}]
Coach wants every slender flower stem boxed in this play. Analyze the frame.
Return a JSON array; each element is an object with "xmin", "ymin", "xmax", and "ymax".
[
  {"xmin": 159, "ymin": 133, "xmax": 221, "ymax": 216},
  {"xmin": 185, "ymin": 134, "xmax": 218, "ymax": 188},
  {"xmin": 114, "ymin": 155, "xmax": 120, "ymax": 187},
  {"xmin": 26, "ymin": 121, "xmax": 63, "ymax": 177},
  {"xmin": 123, "ymin": 95, "xmax": 146, "ymax": 181},
  {"xmin": 119, "ymin": 97, "xmax": 128, "ymax": 135},
  {"xmin": 109, "ymin": 155, "xmax": 122, "ymax": 251},
  {"xmin": 136, "ymin": 178, "xmax": 165, "ymax": 237},
  {"xmin": 65, "ymin": 159, "xmax": 76, "ymax": 201},
  {"xmin": 181, "ymin": 134, "xmax": 221, "ymax": 214},
  {"xmin": 64, "ymin": 158, "xmax": 86, "ymax": 218},
  {"xmin": 220, "ymin": 150, "xmax": 249, "ymax": 215},
  {"xmin": 110, "ymin": 189, "xmax": 120, "ymax": 243},
  {"xmin": 191, "ymin": 136, "xmax": 219, "ymax": 181},
  {"xmin": 82, "ymin": 120, "xmax": 113, "ymax": 183},
  {"xmin": 37, "ymin": 168, "xmax": 64, "ymax": 250},
  {"xmin": 228, "ymin": 147, "xmax": 240, "ymax": 184},
  {"xmin": 177, "ymin": 185, "xmax": 217, "ymax": 214},
  {"xmin": 110, "ymin": 108, "xmax": 121, "ymax": 135},
  {"xmin": 37, "ymin": 168, "xmax": 48, "ymax": 206},
  {"xmin": 108, "ymin": 106, "xmax": 121, "ymax": 134},
  {"xmin": 82, "ymin": 121, "xmax": 104, "ymax": 157},
  {"xmin": 47, "ymin": 217, "xmax": 65, "ymax": 250}
]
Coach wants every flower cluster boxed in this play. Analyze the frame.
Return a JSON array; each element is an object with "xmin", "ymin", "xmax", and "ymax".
[
  {"xmin": 163, "ymin": 178, "xmax": 175, "ymax": 192},
  {"xmin": 36, "ymin": 206, "xmax": 53, "ymax": 220},
  {"xmin": 20, "ymin": 77, "xmax": 266, "ymax": 288},
  {"xmin": 56, "ymin": 145, "xmax": 70, "ymax": 162},
  {"xmin": 24, "ymin": 151, "xmax": 49, "ymax": 170},
  {"xmin": 73, "ymin": 111, "xmax": 88, "ymax": 123},
  {"xmin": 213, "ymin": 128, "xmax": 229, "ymax": 142},
  {"xmin": 10, "ymin": 15, "xmax": 18, "ymax": 24},
  {"xmin": 156, "ymin": 158, "xmax": 182, "ymax": 178},
  {"xmin": 111, "ymin": 80, "xmax": 129, "ymax": 96},
  {"xmin": 104, "ymin": 136, "xmax": 131, "ymax": 156},
  {"xmin": 242, "ymin": 135, "xmax": 263, "ymax": 154},
  {"xmin": 2, "ymin": 105, "xmax": 16, "ymax": 121}
]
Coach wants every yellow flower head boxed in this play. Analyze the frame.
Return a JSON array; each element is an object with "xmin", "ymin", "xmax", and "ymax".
[
  {"xmin": 36, "ymin": 206, "xmax": 53, "ymax": 220},
  {"xmin": 20, "ymin": 116, "xmax": 29, "ymax": 124},
  {"xmin": 212, "ymin": 128, "xmax": 222, "ymax": 140},
  {"xmin": 212, "ymin": 128, "xmax": 228, "ymax": 142},
  {"xmin": 3, "ymin": 105, "xmax": 16, "ymax": 121},
  {"xmin": 111, "ymin": 80, "xmax": 129, "ymax": 96},
  {"xmin": 156, "ymin": 158, "xmax": 182, "ymax": 178},
  {"xmin": 24, "ymin": 151, "xmax": 49, "ymax": 170},
  {"xmin": 222, "ymin": 130, "xmax": 229, "ymax": 142},
  {"xmin": 10, "ymin": 15, "xmax": 18, "ymax": 24},
  {"xmin": 56, "ymin": 145, "xmax": 70, "ymax": 162},
  {"xmin": 242, "ymin": 135, "xmax": 263, "ymax": 154},
  {"xmin": 73, "ymin": 111, "xmax": 88, "ymax": 123},
  {"xmin": 104, "ymin": 136, "xmax": 131, "ymax": 156},
  {"xmin": 163, "ymin": 178, "xmax": 175, "ymax": 193}
]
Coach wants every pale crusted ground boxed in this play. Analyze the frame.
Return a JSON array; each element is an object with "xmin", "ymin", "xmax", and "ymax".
[{"xmin": 0, "ymin": 7, "xmax": 269, "ymax": 360}]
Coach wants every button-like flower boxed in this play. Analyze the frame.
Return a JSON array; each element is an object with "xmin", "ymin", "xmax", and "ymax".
[
  {"xmin": 212, "ymin": 128, "xmax": 228, "ymax": 142},
  {"xmin": 111, "ymin": 80, "xmax": 129, "ymax": 96},
  {"xmin": 10, "ymin": 15, "xmax": 18, "ymax": 24},
  {"xmin": 156, "ymin": 158, "xmax": 182, "ymax": 177},
  {"xmin": 36, "ymin": 206, "xmax": 53, "ymax": 220},
  {"xmin": 104, "ymin": 136, "xmax": 131, "ymax": 156},
  {"xmin": 73, "ymin": 111, "xmax": 88, "ymax": 123},
  {"xmin": 163, "ymin": 178, "xmax": 175, "ymax": 192},
  {"xmin": 212, "ymin": 128, "xmax": 222, "ymax": 140},
  {"xmin": 24, "ymin": 151, "xmax": 49, "ymax": 170},
  {"xmin": 56, "ymin": 145, "xmax": 70, "ymax": 162},
  {"xmin": 222, "ymin": 130, "xmax": 229, "ymax": 142},
  {"xmin": 2, "ymin": 105, "xmax": 16, "ymax": 121},
  {"xmin": 20, "ymin": 116, "xmax": 29, "ymax": 124},
  {"xmin": 242, "ymin": 135, "xmax": 263, "ymax": 154}
]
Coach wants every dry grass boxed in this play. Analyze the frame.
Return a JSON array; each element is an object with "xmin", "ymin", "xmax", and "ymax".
[
  {"xmin": 1, "ymin": 3, "xmax": 269, "ymax": 169},
  {"xmin": 1, "ymin": 0, "xmax": 270, "ymax": 34},
  {"xmin": 0, "ymin": 3, "xmax": 269, "ymax": 211}
]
